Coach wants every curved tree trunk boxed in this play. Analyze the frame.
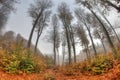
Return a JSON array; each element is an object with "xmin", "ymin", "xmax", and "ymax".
[
  {"xmin": 34, "ymin": 34, "xmax": 40, "ymax": 54},
  {"xmin": 89, "ymin": 8, "xmax": 117, "ymax": 58},
  {"xmin": 27, "ymin": 9, "xmax": 43, "ymax": 48},
  {"xmin": 98, "ymin": 7, "xmax": 120, "ymax": 43},
  {"xmin": 84, "ymin": 22, "xmax": 97, "ymax": 57},
  {"xmin": 103, "ymin": 15, "xmax": 120, "ymax": 43}
]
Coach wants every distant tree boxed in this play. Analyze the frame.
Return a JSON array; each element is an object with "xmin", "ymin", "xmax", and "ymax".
[
  {"xmin": 75, "ymin": 24, "xmax": 90, "ymax": 59},
  {"xmin": 93, "ymin": 29, "xmax": 107, "ymax": 53},
  {"xmin": 58, "ymin": 2, "xmax": 73, "ymax": 64},
  {"xmin": 45, "ymin": 14, "xmax": 60, "ymax": 65},
  {"xmin": 28, "ymin": 0, "xmax": 52, "ymax": 48},
  {"xmin": 61, "ymin": 32, "xmax": 67, "ymax": 65},
  {"xmin": 4, "ymin": 31, "xmax": 15, "ymax": 42},
  {"xmin": 16, "ymin": 34, "xmax": 23, "ymax": 42},
  {"xmin": 69, "ymin": 25, "xmax": 77, "ymax": 63}
]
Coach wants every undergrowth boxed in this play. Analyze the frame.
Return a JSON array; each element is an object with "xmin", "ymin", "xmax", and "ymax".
[{"xmin": 0, "ymin": 40, "xmax": 46, "ymax": 74}]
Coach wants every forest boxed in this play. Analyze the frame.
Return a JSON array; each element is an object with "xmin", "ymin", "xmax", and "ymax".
[{"xmin": 0, "ymin": 0, "xmax": 120, "ymax": 80}]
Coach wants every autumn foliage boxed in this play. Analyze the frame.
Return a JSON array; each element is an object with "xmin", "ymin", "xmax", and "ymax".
[{"xmin": 0, "ymin": 39, "xmax": 47, "ymax": 74}]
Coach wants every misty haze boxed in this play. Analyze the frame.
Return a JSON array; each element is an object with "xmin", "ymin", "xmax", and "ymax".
[{"xmin": 0, "ymin": 0, "xmax": 120, "ymax": 80}]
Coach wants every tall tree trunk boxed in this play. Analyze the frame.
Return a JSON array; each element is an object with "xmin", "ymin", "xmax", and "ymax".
[
  {"xmin": 69, "ymin": 26, "xmax": 76, "ymax": 63},
  {"xmin": 62, "ymin": 45, "xmax": 65, "ymax": 65},
  {"xmin": 27, "ymin": 9, "xmax": 43, "ymax": 48},
  {"xmin": 86, "ymin": 45, "xmax": 91, "ymax": 58},
  {"xmin": 104, "ymin": 15, "xmax": 120, "ymax": 43},
  {"xmin": 54, "ymin": 41, "xmax": 56, "ymax": 65},
  {"xmin": 54, "ymin": 28, "xmax": 56, "ymax": 65},
  {"xmin": 72, "ymin": 38, "xmax": 76, "ymax": 63},
  {"xmin": 56, "ymin": 48, "xmax": 59, "ymax": 65},
  {"xmin": 65, "ymin": 28, "xmax": 71, "ymax": 64},
  {"xmin": 34, "ymin": 24, "xmax": 44, "ymax": 54},
  {"xmin": 63, "ymin": 21, "xmax": 72, "ymax": 64},
  {"xmin": 85, "ymin": 45, "xmax": 89, "ymax": 60},
  {"xmin": 84, "ymin": 22, "xmax": 97, "ymax": 57},
  {"xmin": 89, "ymin": 8, "xmax": 117, "ymax": 58},
  {"xmin": 34, "ymin": 34, "xmax": 40, "ymax": 54}
]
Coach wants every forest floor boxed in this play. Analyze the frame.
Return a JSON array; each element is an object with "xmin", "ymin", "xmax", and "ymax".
[{"xmin": 0, "ymin": 64, "xmax": 120, "ymax": 80}]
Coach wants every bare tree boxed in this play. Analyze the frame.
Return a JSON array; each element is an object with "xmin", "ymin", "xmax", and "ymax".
[
  {"xmin": 28, "ymin": 0, "xmax": 52, "ymax": 48},
  {"xmin": 34, "ymin": 10, "xmax": 51, "ymax": 54},
  {"xmin": 58, "ymin": 2, "xmax": 73, "ymax": 64}
]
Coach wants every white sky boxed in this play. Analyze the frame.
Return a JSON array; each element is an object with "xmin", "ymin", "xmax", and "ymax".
[
  {"xmin": 5, "ymin": 0, "xmax": 120, "ymax": 55},
  {"xmin": 5, "ymin": 0, "xmax": 76, "ymax": 55}
]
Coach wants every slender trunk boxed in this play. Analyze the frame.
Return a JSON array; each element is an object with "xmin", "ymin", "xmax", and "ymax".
[
  {"xmin": 69, "ymin": 26, "xmax": 76, "ymax": 63},
  {"xmin": 101, "ymin": 39, "xmax": 107, "ymax": 53},
  {"xmin": 104, "ymin": 16, "xmax": 120, "ymax": 43},
  {"xmin": 97, "ymin": 31, "xmax": 107, "ymax": 53},
  {"xmin": 65, "ymin": 28, "xmax": 71, "ymax": 64},
  {"xmin": 63, "ymin": 21, "xmax": 72, "ymax": 64},
  {"xmin": 54, "ymin": 28, "xmax": 56, "ymax": 65},
  {"xmin": 56, "ymin": 48, "xmax": 59, "ymax": 65},
  {"xmin": 85, "ymin": 45, "xmax": 89, "ymax": 60},
  {"xmin": 34, "ymin": 24, "xmax": 44, "ymax": 54},
  {"xmin": 27, "ymin": 9, "xmax": 43, "ymax": 48},
  {"xmin": 53, "ymin": 42, "xmax": 56, "ymax": 65},
  {"xmin": 62, "ymin": 45, "xmax": 65, "ymax": 65},
  {"xmin": 72, "ymin": 39, "xmax": 76, "ymax": 63},
  {"xmin": 34, "ymin": 34, "xmax": 40, "ymax": 54},
  {"xmin": 89, "ymin": 8, "xmax": 117, "ymax": 58},
  {"xmin": 86, "ymin": 45, "xmax": 91, "ymax": 58},
  {"xmin": 84, "ymin": 22, "xmax": 97, "ymax": 57},
  {"xmin": 27, "ymin": 26, "xmax": 35, "ymax": 48}
]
